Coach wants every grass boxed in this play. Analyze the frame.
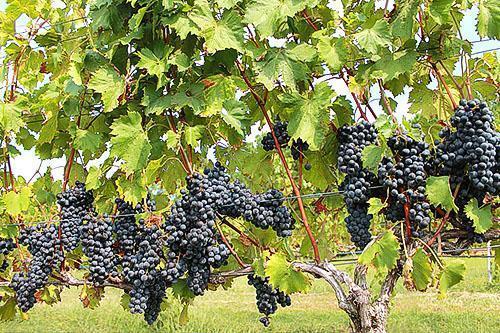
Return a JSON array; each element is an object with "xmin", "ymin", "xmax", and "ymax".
[{"xmin": 1, "ymin": 258, "xmax": 498, "ymax": 333}]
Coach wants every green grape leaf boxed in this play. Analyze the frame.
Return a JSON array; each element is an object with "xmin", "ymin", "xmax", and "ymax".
[
  {"xmin": 411, "ymin": 248, "xmax": 432, "ymax": 291},
  {"xmin": 165, "ymin": 130, "xmax": 180, "ymax": 150},
  {"xmin": 265, "ymin": 253, "xmax": 311, "ymax": 294},
  {"xmin": 110, "ymin": 112, "xmax": 152, "ymax": 174},
  {"xmin": 303, "ymin": 151, "xmax": 336, "ymax": 190},
  {"xmin": 222, "ymin": 100, "xmax": 249, "ymax": 136},
  {"xmin": 438, "ymin": 260, "xmax": 465, "ymax": 299},
  {"xmin": 358, "ymin": 231, "xmax": 399, "ymax": 270},
  {"xmin": 426, "ymin": 176, "xmax": 458, "ymax": 212},
  {"xmin": 361, "ymin": 144, "xmax": 384, "ymax": 173},
  {"xmin": 189, "ymin": 2, "xmax": 244, "ymax": 53},
  {"xmin": 354, "ymin": 19, "xmax": 392, "ymax": 54},
  {"xmin": 88, "ymin": 67, "xmax": 125, "ymax": 113},
  {"xmin": 86, "ymin": 166, "xmax": 102, "ymax": 190},
  {"xmin": 3, "ymin": 187, "xmax": 31, "ymax": 215},
  {"xmin": 137, "ymin": 48, "xmax": 171, "ymax": 89},
  {"xmin": 116, "ymin": 174, "xmax": 147, "ymax": 204},
  {"xmin": 282, "ymin": 82, "xmax": 335, "ymax": 150},
  {"xmin": 0, "ymin": 102, "xmax": 24, "ymax": 133},
  {"xmin": 244, "ymin": 0, "xmax": 310, "ymax": 37},
  {"xmin": 255, "ymin": 47, "xmax": 309, "ymax": 92},
  {"xmin": 80, "ymin": 284, "xmax": 104, "ymax": 309},
  {"xmin": 391, "ymin": 0, "xmax": 419, "ymax": 40},
  {"xmin": 38, "ymin": 114, "xmax": 58, "ymax": 144},
  {"xmin": 464, "ymin": 198, "xmax": 493, "ymax": 233},
  {"xmin": 429, "ymin": 0, "xmax": 454, "ymax": 24},
  {"xmin": 217, "ymin": 0, "xmax": 238, "ymax": 8},
  {"xmin": 313, "ymin": 32, "xmax": 348, "ymax": 72},
  {"xmin": 38, "ymin": 285, "xmax": 61, "ymax": 305},
  {"xmin": 477, "ymin": 0, "xmax": 500, "ymax": 39},
  {"xmin": 203, "ymin": 75, "xmax": 242, "ymax": 116},
  {"xmin": 367, "ymin": 197, "xmax": 387, "ymax": 215},
  {"xmin": 74, "ymin": 129, "xmax": 102, "ymax": 152},
  {"xmin": 184, "ymin": 125, "xmax": 205, "ymax": 147}
]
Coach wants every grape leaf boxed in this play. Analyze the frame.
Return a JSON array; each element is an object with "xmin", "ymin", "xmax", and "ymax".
[
  {"xmin": 313, "ymin": 31, "xmax": 348, "ymax": 71},
  {"xmin": 244, "ymin": 0, "xmax": 310, "ymax": 37},
  {"xmin": 88, "ymin": 68, "xmax": 125, "ymax": 113},
  {"xmin": 38, "ymin": 114, "xmax": 58, "ymax": 144},
  {"xmin": 222, "ymin": 100, "xmax": 249, "ymax": 136},
  {"xmin": 265, "ymin": 253, "xmax": 311, "ymax": 294},
  {"xmin": 477, "ymin": 0, "xmax": 500, "ymax": 39},
  {"xmin": 358, "ymin": 231, "xmax": 399, "ymax": 270},
  {"xmin": 0, "ymin": 102, "xmax": 24, "ymax": 133},
  {"xmin": 116, "ymin": 173, "xmax": 147, "ymax": 204},
  {"xmin": 438, "ymin": 260, "xmax": 465, "ymax": 299},
  {"xmin": 361, "ymin": 144, "xmax": 384, "ymax": 173},
  {"xmin": 74, "ymin": 129, "xmax": 102, "ymax": 152},
  {"xmin": 303, "ymin": 151, "xmax": 335, "ymax": 190},
  {"xmin": 354, "ymin": 20, "xmax": 392, "ymax": 54},
  {"xmin": 137, "ymin": 48, "xmax": 171, "ymax": 89},
  {"xmin": 391, "ymin": 0, "xmax": 419, "ymax": 40},
  {"xmin": 189, "ymin": 2, "xmax": 244, "ymax": 53},
  {"xmin": 429, "ymin": 0, "xmax": 454, "ymax": 24},
  {"xmin": 0, "ymin": 297, "xmax": 17, "ymax": 321},
  {"xmin": 110, "ymin": 112, "xmax": 152, "ymax": 174},
  {"xmin": 183, "ymin": 125, "xmax": 205, "ymax": 147},
  {"xmin": 426, "ymin": 176, "xmax": 458, "ymax": 212},
  {"xmin": 86, "ymin": 166, "xmax": 102, "ymax": 190},
  {"xmin": 367, "ymin": 197, "xmax": 387, "ymax": 215},
  {"xmin": 255, "ymin": 47, "xmax": 309, "ymax": 92},
  {"xmin": 3, "ymin": 187, "xmax": 31, "ymax": 215},
  {"xmin": 203, "ymin": 75, "xmax": 242, "ymax": 116},
  {"xmin": 281, "ymin": 82, "xmax": 335, "ymax": 150},
  {"xmin": 464, "ymin": 198, "xmax": 492, "ymax": 233},
  {"xmin": 411, "ymin": 248, "xmax": 432, "ymax": 291}
]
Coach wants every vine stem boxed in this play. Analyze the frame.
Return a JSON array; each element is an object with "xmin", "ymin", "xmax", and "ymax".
[
  {"xmin": 218, "ymin": 214, "xmax": 262, "ymax": 249},
  {"xmin": 62, "ymin": 148, "xmax": 76, "ymax": 191},
  {"xmin": 427, "ymin": 183, "xmax": 461, "ymax": 247},
  {"xmin": 377, "ymin": 79, "xmax": 399, "ymax": 126},
  {"xmin": 235, "ymin": 60, "xmax": 321, "ymax": 264},
  {"xmin": 341, "ymin": 71, "xmax": 369, "ymax": 121},
  {"xmin": 438, "ymin": 60, "xmax": 465, "ymax": 99},
  {"xmin": 215, "ymin": 221, "xmax": 246, "ymax": 268},
  {"xmin": 4, "ymin": 137, "xmax": 15, "ymax": 192},
  {"xmin": 167, "ymin": 112, "xmax": 193, "ymax": 175},
  {"xmin": 431, "ymin": 63, "xmax": 457, "ymax": 109},
  {"xmin": 302, "ymin": 10, "xmax": 318, "ymax": 31}
]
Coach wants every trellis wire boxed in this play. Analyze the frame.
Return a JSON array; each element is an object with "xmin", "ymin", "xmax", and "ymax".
[{"xmin": 0, "ymin": 186, "xmax": 385, "ymax": 227}]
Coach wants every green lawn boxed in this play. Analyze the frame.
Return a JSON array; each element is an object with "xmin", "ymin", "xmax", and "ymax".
[{"xmin": 1, "ymin": 258, "xmax": 498, "ymax": 333}]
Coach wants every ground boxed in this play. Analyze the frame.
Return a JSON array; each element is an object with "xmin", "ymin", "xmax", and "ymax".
[{"xmin": 1, "ymin": 258, "xmax": 498, "ymax": 333}]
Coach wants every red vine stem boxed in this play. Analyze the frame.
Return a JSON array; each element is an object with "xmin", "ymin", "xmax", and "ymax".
[
  {"xmin": 402, "ymin": 194, "xmax": 412, "ymax": 240},
  {"xmin": 62, "ymin": 148, "xmax": 75, "ymax": 191},
  {"xmin": 298, "ymin": 149, "xmax": 303, "ymax": 190},
  {"xmin": 438, "ymin": 60, "xmax": 465, "ymax": 99},
  {"xmin": 167, "ymin": 112, "xmax": 193, "ymax": 175},
  {"xmin": 427, "ymin": 183, "xmax": 461, "ymax": 247},
  {"xmin": 235, "ymin": 60, "xmax": 321, "ymax": 264},
  {"xmin": 431, "ymin": 63, "xmax": 457, "ymax": 109},
  {"xmin": 218, "ymin": 215, "xmax": 261, "ymax": 249},
  {"xmin": 341, "ymin": 71, "xmax": 369, "ymax": 121},
  {"xmin": 215, "ymin": 221, "xmax": 246, "ymax": 268},
  {"xmin": 302, "ymin": 10, "xmax": 319, "ymax": 31},
  {"xmin": 377, "ymin": 79, "xmax": 399, "ymax": 126}
]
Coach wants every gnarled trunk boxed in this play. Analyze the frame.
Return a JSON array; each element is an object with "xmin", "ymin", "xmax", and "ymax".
[{"xmin": 294, "ymin": 261, "xmax": 401, "ymax": 333}]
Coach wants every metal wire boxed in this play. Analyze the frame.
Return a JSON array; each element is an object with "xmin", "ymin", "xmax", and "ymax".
[{"xmin": 1, "ymin": 186, "xmax": 385, "ymax": 227}]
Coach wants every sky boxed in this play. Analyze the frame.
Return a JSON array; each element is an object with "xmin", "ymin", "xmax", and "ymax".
[{"xmin": 1, "ymin": 0, "xmax": 499, "ymax": 181}]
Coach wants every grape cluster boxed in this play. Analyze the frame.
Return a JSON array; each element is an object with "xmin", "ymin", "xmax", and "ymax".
[
  {"xmin": 261, "ymin": 121, "xmax": 290, "ymax": 151},
  {"xmin": 81, "ymin": 214, "xmax": 115, "ymax": 285},
  {"xmin": 248, "ymin": 274, "xmax": 291, "ymax": 327},
  {"xmin": 114, "ymin": 198, "xmax": 140, "ymax": 276},
  {"xmin": 378, "ymin": 136, "xmax": 432, "ymax": 237},
  {"xmin": 434, "ymin": 99, "xmax": 499, "ymax": 239},
  {"xmin": 125, "ymin": 219, "xmax": 166, "ymax": 323},
  {"xmin": 0, "ymin": 238, "xmax": 15, "ymax": 272},
  {"xmin": 164, "ymin": 171, "xmax": 229, "ymax": 295},
  {"xmin": 56, "ymin": 181, "xmax": 94, "ymax": 251},
  {"xmin": 436, "ymin": 99, "xmax": 499, "ymax": 194},
  {"xmin": 337, "ymin": 122, "xmax": 378, "ymax": 248},
  {"xmin": 11, "ymin": 224, "xmax": 63, "ymax": 312},
  {"xmin": 291, "ymin": 138, "xmax": 309, "ymax": 160}
]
